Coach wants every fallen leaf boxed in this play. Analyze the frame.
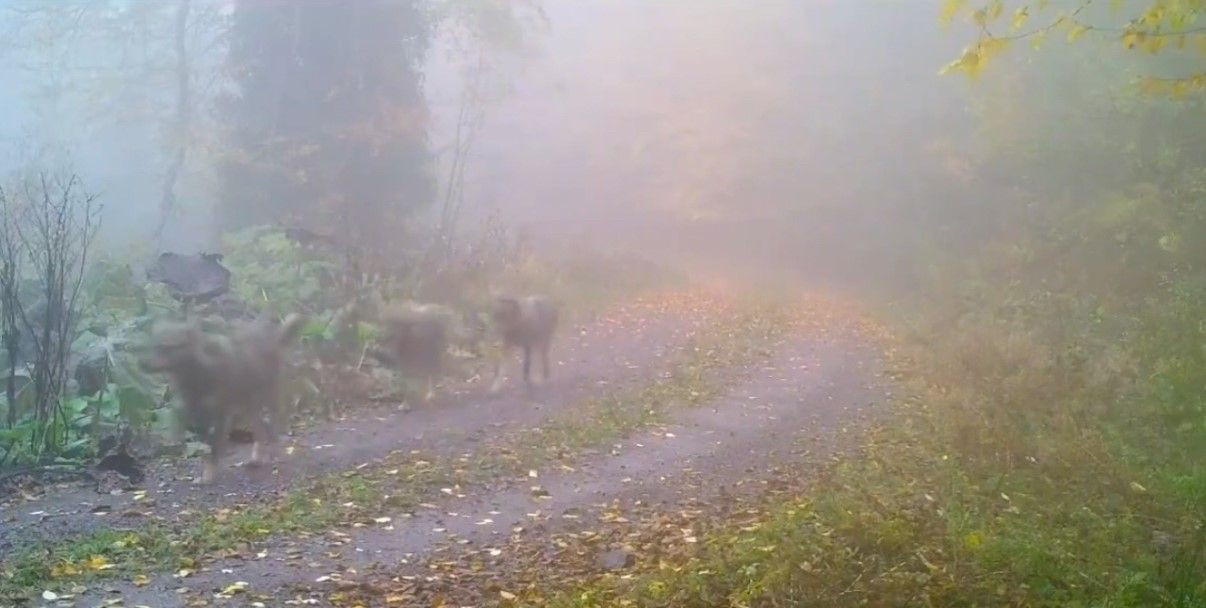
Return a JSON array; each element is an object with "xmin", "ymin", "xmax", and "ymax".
[
  {"xmin": 86, "ymin": 555, "xmax": 114, "ymax": 571},
  {"xmin": 220, "ymin": 581, "xmax": 249, "ymax": 595},
  {"xmin": 51, "ymin": 562, "xmax": 80, "ymax": 577}
]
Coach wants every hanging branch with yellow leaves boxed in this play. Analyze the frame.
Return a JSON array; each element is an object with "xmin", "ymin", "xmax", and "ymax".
[{"xmin": 940, "ymin": 0, "xmax": 1205, "ymax": 97}]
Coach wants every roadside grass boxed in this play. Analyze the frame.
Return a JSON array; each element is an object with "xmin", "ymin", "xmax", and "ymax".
[
  {"xmin": 535, "ymin": 308, "xmax": 1204, "ymax": 608},
  {"xmin": 0, "ymin": 295, "xmax": 790, "ymax": 601}
]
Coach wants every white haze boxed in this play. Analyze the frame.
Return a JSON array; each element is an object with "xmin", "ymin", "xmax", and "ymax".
[{"xmin": 1, "ymin": 0, "xmax": 974, "ymax": 285}]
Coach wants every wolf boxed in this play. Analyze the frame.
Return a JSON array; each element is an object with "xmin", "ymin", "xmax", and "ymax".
[
  {"xmin": 489, "ymin": 295, "xmax": 559, "ymax": 394},
  {"xmin": 370, "ymin": 302, "xmax": 451, "ymax": 403},
  {"xmin": 143, "ymin": 313, "xmax": 305, "ymax": 484}
]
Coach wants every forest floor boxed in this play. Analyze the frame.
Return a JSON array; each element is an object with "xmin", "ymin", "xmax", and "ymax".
[{"xmin": 0, "ymin": 287, "xmax": 893, "ymax": 607}]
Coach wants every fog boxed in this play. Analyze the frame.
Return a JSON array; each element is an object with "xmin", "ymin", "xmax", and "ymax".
[
  {"xmin": 422, "ymin": 1, "xmax": 972, "ymax": 287},
  {"xmin": 0, "ymin": 0, "xmax": 977, "ymax": 288},
  {"xmin": 1, "ymin": 3, "xmax": 1202, "ymax": 603},
  {"xmin": 2, "ymin": 1, "xmax": 1193, "ymax": 299}
]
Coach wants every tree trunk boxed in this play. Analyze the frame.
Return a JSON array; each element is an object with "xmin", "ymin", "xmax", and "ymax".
[{"xmin": 153, "ymin": 0, "xmax": 191, "ymax": 250}]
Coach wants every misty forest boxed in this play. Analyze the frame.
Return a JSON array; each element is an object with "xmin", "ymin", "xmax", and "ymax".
[{"xmin": 0, "ymin": 0, "xmax": 1202, "ymax": 606}]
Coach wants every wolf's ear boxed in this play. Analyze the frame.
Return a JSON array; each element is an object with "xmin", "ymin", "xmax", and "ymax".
[{"xmin": 278, "ymin": 314, "xmax": 306, "ymax": 345}]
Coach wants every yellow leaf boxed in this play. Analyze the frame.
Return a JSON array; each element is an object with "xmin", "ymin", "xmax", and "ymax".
[
  {"xmin": 221, "ymin": 581, "xmax": 250, "ymax": 595},
  {"xmin": 940, "ymin": 0, "xmax": 967, "ymax": 27},
  {"xmin": 979, "ymin": 37, "xmax": 1011, "ymax": 62},
  {"xmin": 973, "ymin": 8, "xmax": 988, "ymax": 27},
  {"xmin": 132, "ymin": 574, "xmax": 151, "ymax": 587},
  {"xmin": 1145, "ymin": 35, "xmax": 1167, "ymax": 54},
  {"xmin": 1031, "ymin": 30, "xmax": 1047, "ymax": 50},
  {"xmin": 960, "ymin": 50, "xmax": 984, "ymax": 77},
  {"xmin": 500, "ymin": 590, "xmax": 518, "ymax": 601},
  {"xmin": 1122, "ymin": 31, "xmax": 1142, "ymax": 49},
  {"xmin": 51, "ymin": 562, "xmax": 80, "ymax": 578},
  {"xmin": 988, "ymin": 0, "xmax": 1004, "ymax": 20},
  {"xmin": 1170, "ymin": 9, "xmax": 1191, "ymax": 30},
  {"xmin": 1012, "ymin": 7, "xmax": 1029, "ymax": 30},
  {"xmin": 1067, "ymin": 23, "xmax": 1090, "ymax": 42},
  {"xmin": 1140, "ymin": 77, "xmax": 1167, "ymax": 96},
  {"xmin": 86, "ymin": 555, "xmax": 114, "ymax": 571},
  {"xmin": 1109, "ymin": 0, "xmax": 1123, "ymax": 10}
]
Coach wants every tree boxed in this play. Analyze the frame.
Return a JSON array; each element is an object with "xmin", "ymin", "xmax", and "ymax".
[
  {"xmin": 426, "ymin": 0, "xmax": 546, "ymax": 264},
  {"xmin": 216, "ymin": 0, "xmax": 435, "ymax": 276},
  {"xmin": 1, "ymin": 1, "xmax": 226, "ymax": 247},
  {"xmin": 925, "ymin": 0, "xmax": 1205, "ymax": 338},
  {"xmin": 11, "ymin": 174, "xmax": 100, "ymax": 456},
  {"xmin": 940, "ymin": 0, "xmax": 1205, "ymax": 96},
  {"xmin": 152, "ymin": 0, "xmax": 194, "ymax": 250},
  {"xmin": 0, "ymin": 187, "xmax": 23, "ymax": 430}
]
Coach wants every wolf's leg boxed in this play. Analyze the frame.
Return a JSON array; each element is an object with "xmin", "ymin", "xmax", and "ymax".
[
  {"xmin": 490, "ymin": 346, "xmax": 511, "ymax": 394},
  {"xmin": 540, "ymin": 339, "xmax": 552, "ymax": 382},
  {"xmin": 201, "ymin": 416, "xmax": 228, "ymax": 484},
  {"xmin": 248, "ymin": 413, "xmax": 273, "ymax": 466}
]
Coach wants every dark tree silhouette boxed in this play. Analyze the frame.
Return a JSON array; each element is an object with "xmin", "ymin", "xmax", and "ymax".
[{"xmin": 217, "ymin": 0, "xmax": 434, "ymax": 273}]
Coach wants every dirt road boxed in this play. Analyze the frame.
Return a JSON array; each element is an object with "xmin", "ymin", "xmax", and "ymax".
[{"xmin": 1, "ymin": 290, "xmax": 891, "ymax": 606}]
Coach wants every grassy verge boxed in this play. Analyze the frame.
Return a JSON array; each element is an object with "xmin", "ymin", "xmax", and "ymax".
[
  {"xmin": 529, "ymin": 307, "xmax": 1205, "ymax": 607},
  {"xmin": 0, "ymin": 296, "xmax": 790, "ymax": 601}
]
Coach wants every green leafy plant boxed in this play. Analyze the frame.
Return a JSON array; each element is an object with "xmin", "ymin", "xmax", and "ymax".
[{"xmin": 221, "ymin": 226, "xmax": 343, "ymax": 317}]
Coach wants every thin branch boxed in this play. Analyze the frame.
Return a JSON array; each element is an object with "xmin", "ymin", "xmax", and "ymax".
[
  {"xmin": 984, "ymin": 0, "xmax": 1205, "ymax": 43},
  {"xmin": 983, "ymin": 0, "xmax": 1096, "ymax": 41}
]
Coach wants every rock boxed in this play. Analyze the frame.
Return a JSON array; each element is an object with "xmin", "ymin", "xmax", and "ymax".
[
  {"xmin": 146, "ymin": 252, "xmax": 231, "ymax": 304},
  {"xmin": 597, "ymin": 548, "xmax": 635, "ymax": 571}
]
